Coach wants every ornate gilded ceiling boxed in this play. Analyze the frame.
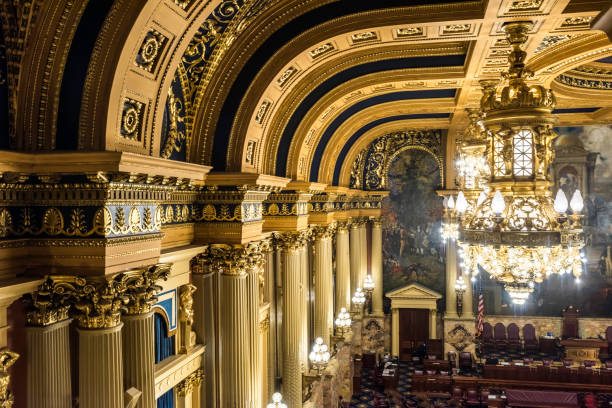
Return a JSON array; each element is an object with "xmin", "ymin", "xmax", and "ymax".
[{"xmin": 0, "ymin": 0, "xmax": 611, "ymax": 189}]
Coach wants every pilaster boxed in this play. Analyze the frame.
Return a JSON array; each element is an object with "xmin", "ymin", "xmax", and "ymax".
[
  {"xmin": 370, "ymin": 217, "xmax": 384, "ymax": 315},
  {"xmin": 335, "ymin": 221, "xmax": 351, "ymax": 312}
]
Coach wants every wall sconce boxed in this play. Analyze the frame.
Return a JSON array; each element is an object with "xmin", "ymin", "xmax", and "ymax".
[{"xmin": 455, "ymin": 275, "xmax": 467, "ymax": 317}]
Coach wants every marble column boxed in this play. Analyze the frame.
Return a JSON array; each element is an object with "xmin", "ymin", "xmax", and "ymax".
[
  {"xmin": 79, "ymin": 324, "xmax": 124, "ymax": 408},
  {"xmin": 349, "ymin": 221, "xmax": 361, "ymax": 297},
  {"xmin": 246, "ymin": 260, "xmax": 262, "ymax": 405},
  {"xmin": 313, "ymin": 226, "xmax": 334, "ymax": 346},
  {"xmin": 176, "ymin": 370, "xmax": 204, "ymax": 408},
  {"xmin": 191, "ymin": 257, "xmax": 218, "ymax": 408},
  {"xmin": 72, "ymin": 274, "xmax": 132, "ymax": 408},
  {"xmin": 370, "ymin": 218, "xmax": 384, "ymax": 315},
  {"xmin": 121, "ymin": 313, "xmax": 155, "ymax": 408},
  {"xmin": 335, "ymin": 222, "xmax": 351, "ymax": 312},
  {"xmin": 122, "ymin": 264, "xmax": 170, "ymax": 408},
  {"xmin": 275, "ymin": 232, "xmax": 307, "ymax": 408},
  {"xmin": 26, "ymin": 318, "xmax": 72, "ymax": 408},
  {"xmin": 359, "ymin": 220, "xmax": 368, "ymax": 286},
  {"xmin": 445, "ymin": 239, "xmax": 458, "ymax": 318},
  {"xmin": 300, "ymin": 238, "xmax": 311, "ymax": 372}
]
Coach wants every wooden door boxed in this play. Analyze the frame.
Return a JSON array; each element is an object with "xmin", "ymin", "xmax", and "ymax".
[{"xmin": 399, "ymin": 309, "xmax": 429, "ymax": 346}]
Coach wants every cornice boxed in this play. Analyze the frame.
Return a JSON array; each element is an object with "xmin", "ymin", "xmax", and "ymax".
[{"xmin": 0, "ymin": 152, "xmax": 212, "ymax": 182}]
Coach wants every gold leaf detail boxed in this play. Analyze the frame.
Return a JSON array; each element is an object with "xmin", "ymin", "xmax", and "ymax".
[{"xmin": 43, "ymin": 208, "xmax": 64, "ymax": 236}]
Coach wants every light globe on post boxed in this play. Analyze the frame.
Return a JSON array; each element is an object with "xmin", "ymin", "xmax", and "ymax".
[
  {"xmin": 363, "ymin": 275, "xmax": 375, "ymax": 313},
  {"xmin": 352, "ymin": 287, "xmax": 366, "ymax": 315},
  {"xmin": 309, "ymin": 337, "xmax": 330, "ymax": 376},
  {"xmin": 335, "ymin": 307, "xmax": 352, "ymax": 337},
  {"xmin": 267, "ymin": 392, "xmax": 287, "ymax": 408}
]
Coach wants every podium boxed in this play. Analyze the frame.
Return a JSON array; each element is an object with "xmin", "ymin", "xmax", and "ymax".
[{"xmin": 560, "ymin": 339, "xmax": 606, "ymax": 363}]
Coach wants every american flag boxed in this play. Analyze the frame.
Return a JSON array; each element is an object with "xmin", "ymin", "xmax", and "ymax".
[{"xmin": 477, "ymin": 290, "xmax": 484, "ymax": 336}]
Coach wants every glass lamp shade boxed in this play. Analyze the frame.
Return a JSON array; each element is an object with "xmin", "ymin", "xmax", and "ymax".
[
  {"xmin": 352, "ymin": 288, "xmax": 366, "ymax": 305},
  {"xmin": 447, "ymin": 195, "xmax": 455, "ymax": 209},
  {"xmin": 570, "ymin": 190, "xmax": 584, "ymax": 213},
  {"xmin": 267, "ymin": 392, "xmax": 287, "ymax": 408},
  {"xmin": 363, "ymin": 275, "xmax": 375, "ymax": 291},
  {"xmin": 456, "ymin": 191, "xmax": 468, "ymax": 214},
  {"xmin": 335, "ymin": 307, "xmax": 352, "ymax": 329},
  {"xmin": 554, "ymin": 190, "xmax": 568, "ymax": 214},
  {"xmin": 491, "ymin": 191, "xmax": 505, "ymax": 215}
]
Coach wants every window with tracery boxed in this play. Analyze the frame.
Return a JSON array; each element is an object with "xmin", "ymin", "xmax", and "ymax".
[{"xmin": 513, "ymin": 129, "xmax": 533, "ymax": 176}]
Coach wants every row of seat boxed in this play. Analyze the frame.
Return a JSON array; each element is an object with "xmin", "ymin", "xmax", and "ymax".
[
  {"xmin": 483, "ymin": 364, "xmax": 612, "ymax": 385},
  {"xmin": 482, "ymin": 322, "xmax": 539, "ymax": 352}
]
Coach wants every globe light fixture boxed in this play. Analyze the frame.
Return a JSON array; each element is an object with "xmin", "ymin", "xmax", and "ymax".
[
  {"xmin": 352, "ymin": 287, "xmax": 366, "ymax": 310},
  {"xmin": 309, "ymin": 337, "xmax": 330, "ymax": 375},
  {"xmin": 335, "ymin": 307, "xmax": 352, "ymax": 336},
  {"xmin": 454, "ymin": 275, "xmax": 467, "ymax": 316},
  {"xmin": 267, "ymin": 392, "xmax": 287, "ymax": 408}
]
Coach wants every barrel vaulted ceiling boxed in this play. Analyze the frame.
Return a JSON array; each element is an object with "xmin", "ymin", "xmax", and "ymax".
[{"xmin": 1, "ymin": 0, "xmax": 611, "ymax": 188}]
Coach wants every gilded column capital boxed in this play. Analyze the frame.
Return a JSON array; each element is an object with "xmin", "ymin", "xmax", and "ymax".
[
  {"xmin": 0, "ymin": 351, "xmax": 18, "ymax": 408},
  {"xmin": 335, "ymin": 221, "xmax": 349, "ymax": 233},
  {"xmin": 23, "ymin": 278, "xmax": 71, "ymax": 327},
  {"xmin": 371, "ymin": 217, "xmax": 383, "ymax": 228},
  {"xmin": 176, "ymin": 369, "xmax": 205, "ymax": 397},
  {"xmin": 312, "ymin": 224, "xmax": 335, "ymax": 240},
  {"xmin": 124, "ymin": 264, "xmax": 171, "ymax": 315},
  {"xmin": 209, "ymin": 242, "xmax": 265, "ymax": 276},
  {"xmin": 273, "ymin": 230, "xmax": 310, "ymax": 250}
]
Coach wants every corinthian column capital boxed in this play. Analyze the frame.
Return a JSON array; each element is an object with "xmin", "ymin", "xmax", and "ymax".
[
  {"xmin": 23, "ymin": 278, "xmax": 71, "ymax": 327},
  {"xmin": 371, "ymin": 217, "xmax": 383, "ymax": 228},
  {"xmin": 176, "ymin": 369, "xmax": 205, "ymax": 397},
  {"xmin": 273, "ymin": 230, "xmax": 310, "ymax": 250},
  {"xmin": 312, "ymin": 224, "xmax": 335, "ymax": 240},
  {"xmin": 124, "ymin": 264, "xmax": 171, "ymax": 315},
  {"xmin": 208, "ymin": 242, "xmax": 266, "ymax": 276},
  {"xmin": 336, "ymin": 221, "xmax": 349, "ymax": 233}
]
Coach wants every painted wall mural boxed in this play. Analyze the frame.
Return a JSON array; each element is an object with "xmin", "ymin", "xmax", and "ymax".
[
  {"xmin": 484, "ymin": 125, "xmax": 612, "ymax": 317},
  {"xmin": 382, "ymin": 149, "xmax": 445, "ymax": 312}
]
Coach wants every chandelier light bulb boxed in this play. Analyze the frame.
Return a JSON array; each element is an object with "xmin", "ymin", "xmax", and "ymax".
[
  {"xmin": 477, "ymin": 191, "xmax": 487, "ymax": 207},
  {"xmin": 447, "ymin": 195, "xmax": 455, "ymax": 209},
  {"xmin": 570, "ymin": 190, "xmax": 584, "ymax": 213},
  {"xmin": 554, "ymin": 189, "xmax": 568, "ymax": 214},
  {"xmin": 491, "ymin": 191, "xmax": 505, "ymax": 215},
  {"xmin": 352, "ymin": 288, "xmax": 366, "ymax": 305},
  {"xmin": 456, "ymin": 191, "xmax": 468, "ymax": 214},
  {"xmin": 363, "ymin": 275, "xmax": 375, "ymax": 292}
]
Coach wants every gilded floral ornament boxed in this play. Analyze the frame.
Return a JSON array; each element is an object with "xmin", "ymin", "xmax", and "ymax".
[
  {"xmin": 0, "ymin": 351, "xmax": 18, "ymax": 408},
  {"xmin": 176, "ymin": 369, "xmax": 204, "ymax": 397},
  {"xmin": 23, "ymin": 277, "xmax": 71, "ymax": 327},
  {"xmin": 161, "ymin": 86, "xmax": 186, "ymax": 159},
  {"xmin": 124, "ymin": 264, "xmax": 171, "ymax": 315}
]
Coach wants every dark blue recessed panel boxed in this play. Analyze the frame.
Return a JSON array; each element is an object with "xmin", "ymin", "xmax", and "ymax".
[{"xmin": 331, "ymin": 113, "xmax": 451, "ymax": 185}]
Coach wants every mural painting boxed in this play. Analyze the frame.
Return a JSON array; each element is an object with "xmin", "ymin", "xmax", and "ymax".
[
  {"xmin": 382, "ymin": 149, "xmax": 445, "ymax": 312},
  {"xmin": 485, "ymin": 125, "xmax": 612, "ymax": 317}
]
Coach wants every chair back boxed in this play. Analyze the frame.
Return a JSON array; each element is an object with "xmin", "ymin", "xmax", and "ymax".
[
  {"xmin": 427, "ymin": 354, "xmax": 437, "ymax": 361},
  {"xmin": 606, "ymin": 326, "xmax": 612, "ymax": 341},
  {"xmin": 459, "ymin": 351, "xmax": 473, "ymax": 369},
  {"xmin": 452, "ymin": 387, "xmax": 463, "ymax": 399},
  {"xmin": 448, "ymin": 351, "xmax": 456, "ymax": 362},
  {"xmin": 584, "ymin": 360, "xmax": 595, "ymax": 368},
  {"xmin": 466, "ymin": 389, "xmax": 478, "ymax": 402},
  {"xmin": 523, "ymin": 324, "xmax": 536, "ymax": 341},
  {"xmin": 508, "ymin": 323, "xmax": 520, "ymax": 340},
  {"xmin": 482, "ymin": 322, "xmax": 493, "ymax": 339},
  {"xmin": 494, "ymin": 323, "xmax": 507, "ymax": 340},
  {"xmin": 564, "ymin": 359, "xmax": 573, "ymax": 367}
]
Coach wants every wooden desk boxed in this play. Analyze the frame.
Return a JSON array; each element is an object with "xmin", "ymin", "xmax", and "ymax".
[
  {"xmin": 560, "ymin": 339, "xmax": 606, "ymax": 363},
  {"xmin": 539, "ymin": 337, "xmax": 556, "ymax": 354}
]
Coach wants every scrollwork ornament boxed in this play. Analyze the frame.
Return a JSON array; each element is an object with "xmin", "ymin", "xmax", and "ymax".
[
  {"xmin": 124, "ymin": 264, "xmax": 171, "ymax": 315},
  {"xmin": 0, "ymin": 351, "xmax": 18, "ymax": 408}
]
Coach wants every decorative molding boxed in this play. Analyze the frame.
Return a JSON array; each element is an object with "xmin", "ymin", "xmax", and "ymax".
[
  {"xmin": 0, "ymin": 351, "xmax": 18, "ymax": 408},
  {"xmin": 121, "ymin": 98, "xmax": 145, "ymax": 142},
  {"xmin": 135, "ymin": 29, "xmax": 168, "ymax": 73}
]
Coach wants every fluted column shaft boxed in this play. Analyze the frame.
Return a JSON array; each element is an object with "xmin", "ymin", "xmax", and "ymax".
[
  {"xmin": 246, "ymin": 268, "xmax": 261, "ymax": 406},
  {"xmin": 27, "ymin": 319, "xmax": 72, "ymax": 408},
  {"xmin": 314, "ymin": 230, "xmax": 334, "ymax": 346},
  {"xmin": 78, "ymin": 325, "xmax": 124, "ymax": 408},
  {"xmin": 335, "ymin": 225, "xmax": 351, "ymax": 312},
  {"xmin": 220, "ymin": 272, "xmax": 253, "ymax": 407},
  {"xmin": 359, "ymin": 222, "xmax": 367, "ymax": 285},
  {"xmin": 349, "ymin": 222, "xmax": 360, "ymax": 296},
  {"xmin": 280, "ymin": 244, "xmax": 304, "ymax": 408},
  {"xmin": 445, "ymin": 239, "xmax": 458, "ymax": 317},
  {"xmin": 192, "ymin": 270, "xmax": 217, "ymax": 408},
  {"xmin": 300, "ymin": 243, "xmax": 311, "ymax": 372},
  {"xmin": 122, "ymin": 312, "xmax": 155, "ymax": 408},
  {"xmin": 371, "ymin": 219, "xmax": 384, "ymax": 315}
]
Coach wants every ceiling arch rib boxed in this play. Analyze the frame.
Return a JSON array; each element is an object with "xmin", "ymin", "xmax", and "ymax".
[
  {"xmin": 189, "ymin": 0, "xmax": 486, "ymax": 169},
  {"xmin": 264, "ymin": 51, "xmax": 467, "ymax": 177},
  {"xmin": 306, "ymin": 91, "xmax": 456, "ymax": 183}
]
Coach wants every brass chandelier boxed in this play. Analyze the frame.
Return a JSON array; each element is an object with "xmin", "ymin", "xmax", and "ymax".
[{"xmin": 452, "ymin": 21, "xmax": 585, "ymax": 305}]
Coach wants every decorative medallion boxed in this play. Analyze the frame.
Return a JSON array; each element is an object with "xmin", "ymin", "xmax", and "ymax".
[
  {"xmin": 447, "ymin": 324, "xmax": 473, "ymax": 352},
  {"xmin": 135, "ymin": 29, "xmax": 168, "ymax": 73},
  {"xmin": 121, "ymin": 98, "xmax": 145, "ymax": 142}
]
